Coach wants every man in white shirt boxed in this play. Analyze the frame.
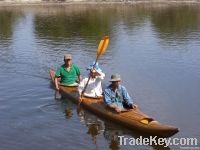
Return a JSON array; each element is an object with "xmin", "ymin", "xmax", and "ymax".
[{"xmin": 78, "ymin": 62, "xmax": 105, "ymax": 101}]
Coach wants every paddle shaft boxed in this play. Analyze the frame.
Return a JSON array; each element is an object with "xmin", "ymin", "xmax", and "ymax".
[
  {"xmin": 81, "ymin": 36, "xmax": 109, "ymax": 98},
  {"xmin": 81, "ymin": 56, "xmax": 99, "ymax": 96}
]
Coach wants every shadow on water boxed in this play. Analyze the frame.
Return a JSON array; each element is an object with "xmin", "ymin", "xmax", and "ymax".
[
  {"xmin": 78, "ymin": 107, "xmax": 171, "ymax": 150},
  {"xmin": 55, "ymin": 94, "xmax": 171, "ymax": 150}
]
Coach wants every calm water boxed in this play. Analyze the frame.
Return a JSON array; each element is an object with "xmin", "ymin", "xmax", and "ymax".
[{"xmin": 0, "ymin": 4, "xmax": 200, "ymax": 150}]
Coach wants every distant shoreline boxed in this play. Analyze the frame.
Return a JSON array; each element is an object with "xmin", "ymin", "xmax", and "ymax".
[{"xmin": 0, "ymin": 0, "xmax": 200, "ymax": 7}]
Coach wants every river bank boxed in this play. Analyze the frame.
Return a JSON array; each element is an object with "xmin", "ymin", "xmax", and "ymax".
[{"xmin": 0, "ymin": 0, "xmax": 200, "ymax": 7}]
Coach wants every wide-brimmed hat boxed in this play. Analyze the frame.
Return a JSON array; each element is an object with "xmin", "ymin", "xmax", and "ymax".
[
  {"xmin": 109, "ymin": 74, "xmax": 121, "ymax": 82},
  {"xmin": 64, "ymin": 54, "xmax": 72, "ymax": 60},
  {"xmin": 87, "ymin": 62, "xmax": 102, "ymax": 73}
]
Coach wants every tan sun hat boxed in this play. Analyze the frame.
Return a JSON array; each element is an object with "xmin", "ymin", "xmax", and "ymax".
[
  {"xmin": 109, "ymin": 74, "xmax": 121, "ymax": 82},
  {"xmin": 64, "ymin": 54, "xmax": 72, "ymax": 60}
]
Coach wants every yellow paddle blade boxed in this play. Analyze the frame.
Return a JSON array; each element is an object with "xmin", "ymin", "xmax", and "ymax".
[{"xmin": 97, "ymin": 36, "xmax": 109, "ymax": 56}]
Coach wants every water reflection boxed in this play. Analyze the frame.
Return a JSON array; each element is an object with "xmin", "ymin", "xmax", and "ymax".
[
  {"xmin": 61, "ymin": 98, "xmax": 170, "ymax": 150},
  {"xmin": 34, "ymin": 5, "xmax": 149, "ymax": 45},
  {"xmin": 32, "ymin": 5, "xmax": 152, "ymax": 68},
  {"xmin": 77, "ymin": 106, "xmax": 120, "ymax": 150},
  {"xmin": 64, "ymin": 107, "xmax": 73, "ymax": 119},
  {"xmin": 34, "ymin": 6, "xmax": 113, "ymax": 42},
  {"xmin": 0, "ymin": 4, "xmax": 200, "ymax": 150},
  {"xmin": 75, "ymin": 104, "xmax": 171, "ymax": 150},
  {"xmin": 0, "ymin": 9, "xmax": 24, "ymax": 73},
  {"xmin": 0, "ymin": 9, "xmax": 23, "ymax": 40},
  {"xmin": 151, "ymin": 5, "xmax": 200, "ymax": 42},
  {"xmin": 34, "ymin": 4, "xmax": 200, "ymax": 43},
  {"xmin": 1, "ymin": 5, "xmax": 200, "ymax": 44}
]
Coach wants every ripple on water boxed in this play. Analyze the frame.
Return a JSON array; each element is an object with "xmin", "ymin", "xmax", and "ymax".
[
  {"xmin": 38, "ymin": 103, "xmax": 63, "ymax": 114},
  {"xmin": 1, "ymin": 4, "xmax": 200, "ymax": 149}
]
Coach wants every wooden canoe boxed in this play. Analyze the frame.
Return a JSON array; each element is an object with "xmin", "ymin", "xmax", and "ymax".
[{"xmin": 49, "ymin": 69, "xmax": 179, "ymax": 137}]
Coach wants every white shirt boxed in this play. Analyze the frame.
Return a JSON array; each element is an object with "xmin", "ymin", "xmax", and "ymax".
[{"xmin": 78, "ymin": 72, "xmax": 105, "ymax": 97}]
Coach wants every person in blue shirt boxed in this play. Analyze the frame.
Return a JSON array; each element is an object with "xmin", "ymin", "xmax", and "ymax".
[{"xmin": 103, "ymin": 74, "xmax": 137, "ymax": 113}]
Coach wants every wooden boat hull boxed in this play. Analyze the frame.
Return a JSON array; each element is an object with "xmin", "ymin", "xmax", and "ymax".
[{"xmin": 49, "ymin": 69, "xmax": 179, "ymax": 137}]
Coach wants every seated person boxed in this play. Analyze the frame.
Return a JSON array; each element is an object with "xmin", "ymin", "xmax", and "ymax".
[
  {"xmin": 78, "ymin": 62, "xmax": 105, "ymax": 101},
  {"xmin": 55, "ymin": 54, "xmax": 81, "ymax": 90},
  {"xmin": 103, "ymin": 74, "xmax": 137, "ymax": 113}
]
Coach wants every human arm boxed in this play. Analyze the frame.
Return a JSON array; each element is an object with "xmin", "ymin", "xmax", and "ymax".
[
  {"xmin": 74, "ymin": 64, "xmax": 81, "ymax": 83},
  {"xmin": 103, "ymin": 88, "xmax": 112, "ymax": 105},
  {"xmin": 55, "ymin": 77, "xmax": 60, "ymax": 91},
  {"xmin": 108, "ymin": 103, "xmax": 121, "ymax": 113},
  {"xmin": 122, "ymin": 86, "xmax": 133, "ymax": 105},
  {"xmin": 78, "ymin": 79, "xmax": 86, "ymax": 96},
  {"xmin": 122, "ymin": 86, "xmax": 137, "ymax": 109},
  {"xmin": 91, "ymin": 68, "xmax": 105, "ymax": 80},
  {"xmin": 95, "ymin": 71, "xmax": 105, "ymax": 80},
  {"xmin": 103, "ymin": 88, "xmax": 121, "ymax": 113},
  {"xmin": 78, "ymin": 78, "xmax": 86, "ymax": 103},
  {"xmin": 54, "ymin": 67, "xmax": 61, "ymax": 91},
  {"xmin": 77, "ymin": 75, "xmax": 82, "ymax": 84},
  {"xmin": 132, "ymin": 104, "xmax": 138, "ymax": 109}
]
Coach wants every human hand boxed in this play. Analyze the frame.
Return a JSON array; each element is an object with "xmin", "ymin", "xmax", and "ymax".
[
  {"xmin": 56, "ymin": 86, "xmax": 60, "ymax": 91},
  {"xmin": 90, "ymin": 68, "xmax": 96, "ymax": 73},
  {"xmin": 115, "ymin": 107, "xmax": 121, "ymax": 113},
  {"xmin": 79, "ymin": 96, "xmax": 83, "ymax": 103},
  {"xmin": 132, "ymin": 104, "xmax": 138, "ymax": 110}
]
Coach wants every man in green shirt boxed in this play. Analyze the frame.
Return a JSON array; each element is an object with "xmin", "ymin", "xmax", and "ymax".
[{"xmin": 55, "ymin": 54, "xmax": 81, "ymax": 90}]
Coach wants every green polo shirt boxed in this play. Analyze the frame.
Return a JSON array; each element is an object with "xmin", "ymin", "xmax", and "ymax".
[{"xmin": 55, "ymin": 64, "xmax": 81, "ymax": 85}]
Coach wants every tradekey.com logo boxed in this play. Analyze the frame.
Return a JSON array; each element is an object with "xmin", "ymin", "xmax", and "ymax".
[{"xmin": 118, "ymin": 136, "xmax": 199, "ymax": 149}]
